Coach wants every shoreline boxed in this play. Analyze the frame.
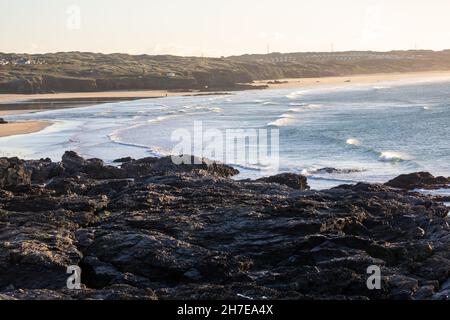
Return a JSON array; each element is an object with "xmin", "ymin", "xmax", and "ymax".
[
  {"xmin": 2, "ymin": 70, "xmax": 450, "ymax": 138},
  {"xmin": 0, "ymin": 121, "xmax": 52, "ymax": 138},
  {"xmin": 0, "ymin": 90, "xmax": 232, "ymax": 105},
  {"xmin": 251, "ymin": 70, "xmax": 450, "ymax": 89},
  {"xmin": 2, "ymin": 70, "xmax": 450, "ymax": 107}
]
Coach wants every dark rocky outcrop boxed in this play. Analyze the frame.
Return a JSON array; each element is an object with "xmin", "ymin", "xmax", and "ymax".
[
  {"xmin": 385, "ymin": 172, "xmax": 450, "ymax": 190},
  {"xmin": 257, "ymin": 173, "xmax": 310, "ymax": 190},
  {"xmin": 0, "ymin": 118, "xmax": 8, "ymax": 124},
  {"xmin": 113, "ymin": 157, "xmax": 134, "ymax": 163},
  {"xmin": 0, "ymin": 157, "xmax": 32, "ymax": 188},
  {"xmin": 313, "ymin": 167, "xmax": 364, "ymax": 174},
  {"xmin": 0, "ymin": 152, "xmax": 449, "ymax": 300}
]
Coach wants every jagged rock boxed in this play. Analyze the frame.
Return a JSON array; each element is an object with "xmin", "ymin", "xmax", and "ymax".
[
  {"xmin": 257, "ymin": 173, "xmax": 310, "ymax": 190},
  {"xmin": 61, "ymin": 151, "xmax": 126, "ymax": 179},
  {"xmin": 385, "ymin": 172, "xmax": 449, "ymax": 190},
  {"xmin": 0, "ymin": 157, "xmax": 32, "ymax": 188},
  {"xmin": 313, "ymin": 167, "xmax": 364, "ymax": 174},
  {"xmin": 0, "ymin": 153, "xmax": 449, "ymax": 300},
  {"xmin": 113, "ymin": 157, "xmax": 133, "ymax": 163},
  {"xmin": 0, "ymin": 118, "xmax": 8, "ymax": 124},
  {"xmin": 121, "ymin": 155, "xmax": 239, "ymax": 178},
  {"xmin": 0, "ymin": 285, "xmax": 157, "ymax": 300}
]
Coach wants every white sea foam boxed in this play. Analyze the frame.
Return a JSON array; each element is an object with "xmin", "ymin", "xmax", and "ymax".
[
  {"xmin": 267, "ymin": 117, "xmax": 295, "ymax": 127},
  {"xmin": 147, "ymin": 115, "xmax": 177, "ymax": 123},
  {"xmin": 286, "ymin": 91, "xmax": 305, "ymax": 99},
  {"xmin": 108, "ymin": 128, "xmax": 171, "ymax": 157},
  {"xmin": 279, "ymin": 113, "xmax": 295, "ymax": 118},
  {"xmin": 304, "ymin": 104, "xmax": 323, "ymax": 109},
  {"xmin": 379, "ymin": 151, "xmax": 414, "ymax": 162},
  {"xmin": 346, "ymin": 138, "xmax": 362, "ymax": 146},
  {"xmin": 373, "ymin": 86, "xmax": 391, "ymax": 90}
]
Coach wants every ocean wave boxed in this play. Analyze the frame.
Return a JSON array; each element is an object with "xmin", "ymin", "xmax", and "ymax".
[
  {"xmin": 262, "ymin": 101, "xmax": 279, "ymax": 106},
  {"xmin": 147, "ymin": 115, "xmax": 178, "ymax": 123},
  {"xmin": 378, "ymin": 151, "xmax": 414, "ymax": 162},
  {"xmin": 286, "ymin": 104, "xmax": 322, "ymax": 112},
  {"xmin": 279, "ymin": 113, "xmax": 295, "ymax": 119},
  {"xmin": 267, "ymin": 117, "xmax": 295, "ymax": 127},
  {"xmin": 229, "ymin": 163, "xmax": 271, "ymax": 172},
  {"xmin": 286, "ymin": 91, "xmax": 305, "ymax": 100},
  {"xmin": 346, "ymin": 138, "xmax": 362, "ymax": 146},
  {"xmin": 209, "ymin": 107, "xmax": 223, "ymax": 113},
  {"xmin": 344, "ymin": 138, "xmax": 416, "ymax": 164},
  {"xmin": 304, "ymin": 104, "xmax": 323, "ymax": 109},
  {"xmin": 108, "ymin": 130, "xmax": 171, "ymax": 157},
  {"xmin": 372, "ymin": 85, "xmax": 391, "ymax": 90}
]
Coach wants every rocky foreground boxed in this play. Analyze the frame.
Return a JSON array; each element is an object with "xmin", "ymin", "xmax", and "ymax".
[{"xmin": 0, "ymin": 151, "xmax": 449, "ymax": 300}]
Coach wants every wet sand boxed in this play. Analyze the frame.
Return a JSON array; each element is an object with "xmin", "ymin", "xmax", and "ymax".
[
  {"xmin": 0, "ymin": 90, "xmax": 229, "ymax": 104},
  {"xmin": 0, "ymin": 121, "xmax": 52, "ymax": 138}
]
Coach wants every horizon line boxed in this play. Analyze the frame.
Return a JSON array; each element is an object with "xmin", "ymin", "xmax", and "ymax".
[{"xmin": 1, "ymin": 48, "xmax": 450, "ymax": 59}]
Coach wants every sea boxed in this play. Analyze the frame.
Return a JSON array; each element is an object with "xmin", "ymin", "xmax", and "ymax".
[{"xmin": 1, "ymin": 77, "xmax": 450, "ymax": 192}]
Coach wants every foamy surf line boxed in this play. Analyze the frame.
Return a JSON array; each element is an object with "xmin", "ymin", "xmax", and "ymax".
[{"xmin": 345, "ymin": 138, "xmax": 416, "ymax": 163}]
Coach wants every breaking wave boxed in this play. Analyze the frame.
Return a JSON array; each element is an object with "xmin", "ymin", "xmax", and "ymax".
[
  {"xmin": 267, "ymin": 117, "xmax": 296, "ymax": 127},
  {"xmin": 346, "ymin": 138, "xmax": 362, "ymax": 146},
  {"xmin": 286, "ymin": 91, "xmax": 305, "ymax": 99},
  {"xmin": 378, "ymin": 151, "xmax": 414, "ymax": 162}
]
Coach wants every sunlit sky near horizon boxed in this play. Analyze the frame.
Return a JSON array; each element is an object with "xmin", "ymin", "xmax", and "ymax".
[{"xmin": 2, "ymin": 0, "xmax": 450, "ymax": 57}]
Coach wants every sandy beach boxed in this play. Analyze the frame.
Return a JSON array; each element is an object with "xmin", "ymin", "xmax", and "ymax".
[
  {"xmin": 0, "ymin": 110, "xmax": 40, "ymax": 116},
  {"xmin": 252, "ymin": 70, "xmax": 450, "ymax": 89},
  {"xmin": 0, "ymin": 90, "xmax": 229, "ymax": 104},
  {"xmin": 0, "ymin": 121, "xmax": 52, "ymax": 138}
]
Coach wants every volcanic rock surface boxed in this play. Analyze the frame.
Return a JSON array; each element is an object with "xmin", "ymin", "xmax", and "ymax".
[
  {"xmin": 0, "ymin": 152, "xmax": 449, "ymax": 300},
  {"xmin": 385, "ymin": 172, "xmax": 450, "ymax": 190}
]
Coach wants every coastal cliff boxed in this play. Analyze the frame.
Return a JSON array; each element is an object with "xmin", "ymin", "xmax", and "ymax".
[
  {"xmin": 0, "ymin": 152, "xmax": 449, "ymax": 300},
  {"xmin": 2, "ymin": 50, "xmax": 450, "ymax": 93}
]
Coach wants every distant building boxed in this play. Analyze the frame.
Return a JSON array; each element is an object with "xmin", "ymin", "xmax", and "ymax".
[{"xmin": 15, "ymin": 58, "xmax": 32, "ymax": 65}]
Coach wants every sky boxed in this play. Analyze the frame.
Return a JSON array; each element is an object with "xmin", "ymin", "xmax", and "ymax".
[{"xmin": 2, "ymin": 0, "xmax": 450, "ymax": 57}]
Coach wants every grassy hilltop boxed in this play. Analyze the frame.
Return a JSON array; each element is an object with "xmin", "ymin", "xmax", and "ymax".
[{"xmin": 1, "ymin": 50, "xmax": 450, "ymax": 93}]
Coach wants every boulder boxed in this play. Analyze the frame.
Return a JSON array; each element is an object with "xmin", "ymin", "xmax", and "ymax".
[
  {"xmin": 113, "ymin": 157, "xmax": 133, "ymax": 163},
  {"xmin": 257, "ymin": 172, "xmax": 310, "ymax": 190},
  {"xmin": 385, "ymin": 172, "xmax": 449, "ymax": 190}
]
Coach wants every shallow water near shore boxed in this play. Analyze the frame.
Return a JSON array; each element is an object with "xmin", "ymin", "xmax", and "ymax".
[{"xmin": 1, "ymin": 78, "xmax": 450, "ymax": 191}]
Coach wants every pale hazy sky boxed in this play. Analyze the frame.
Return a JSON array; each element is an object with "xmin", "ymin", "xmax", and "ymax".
[{"xmin": 2, "ymin": 0, "xmax": 450, "ymax": 56}]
